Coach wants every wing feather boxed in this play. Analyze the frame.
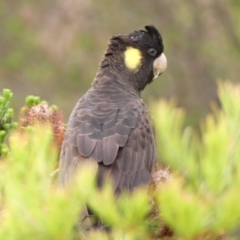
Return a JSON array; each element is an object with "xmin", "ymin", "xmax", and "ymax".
[
  {"xmin": 77, "ymin": 135, "xmax": 96, "ymax": 157},
  {"xmin": 112, "ymin": 134, "xmax": 128, "ymax": 147},
  {"xmin": 116, "ymin": 147, "xmax": 132, "ymax": 173},
  {"xmin": 91, "ymin": 141, "xmax": 103, "ymax": 162},
  {"xmin": 103, "ymin": 136, "xmax": 119, "ymax": 165}
]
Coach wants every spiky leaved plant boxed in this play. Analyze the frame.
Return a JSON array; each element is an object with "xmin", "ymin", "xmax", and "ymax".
[
  {"xmin": 0, "ymin": 89, "xmax": 17, "ymax": 157},
  {"xmin": 151, "ymin": 81, "xmax": 240, "ymax": 239},
  {"xmin": 0, "ymin": 125, "xmax": 92, "ymax": 240},
  {"xmin": 0, "ymin": 124, "xmax": 155, "ymax": 240}
]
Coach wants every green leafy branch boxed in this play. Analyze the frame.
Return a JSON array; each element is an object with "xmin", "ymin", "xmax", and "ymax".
[{"xmin": 152, "ymin": 81, "xmax": 240, "ymax": 239}]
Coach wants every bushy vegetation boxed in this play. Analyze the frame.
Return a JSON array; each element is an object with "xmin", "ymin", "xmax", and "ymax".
[
  {"xmin": 152, "ymin": 81, "xmax": 240, "ymax": 239},
  {"xmin": 0, "ymin": 89, "xmax": 17, "ymax": 157},
  {"xmin": 1, "ymin": 81, "xmax": 240, "ymax": 239},
  {"xmin": 0, "ymin": 126, "xmax": 84, "ymax": 239},
  {"xmin": 0, "ymin": 125, "xmax": 152, "ymax": 240}
]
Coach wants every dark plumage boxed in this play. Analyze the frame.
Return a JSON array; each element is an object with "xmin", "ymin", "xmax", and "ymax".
[{"xmin": 58, "ymin": 25, "xmax": 167, "ymax": 227}]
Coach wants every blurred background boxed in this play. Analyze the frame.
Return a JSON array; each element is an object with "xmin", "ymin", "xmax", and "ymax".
[{"xmin": 1, "ymin": 0, "xmax": 240, "ymax": 126}]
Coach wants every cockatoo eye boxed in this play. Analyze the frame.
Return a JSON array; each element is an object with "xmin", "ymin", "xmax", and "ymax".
[{"xmin": 148, "ymin": 48, "xmax": 157, "ymax": 57}]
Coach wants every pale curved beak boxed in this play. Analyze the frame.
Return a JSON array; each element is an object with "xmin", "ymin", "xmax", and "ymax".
[{"xmin": 153, "ymin": 53, "xmax": 167, "ymax": 79}]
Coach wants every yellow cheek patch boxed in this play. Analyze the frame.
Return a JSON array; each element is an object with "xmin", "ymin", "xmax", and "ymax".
[{"xmin": 124, "ymin": 47, "xmax": 142, "ymax": 71}]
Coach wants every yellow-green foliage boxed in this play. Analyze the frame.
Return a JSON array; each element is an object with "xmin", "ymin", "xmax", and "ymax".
[
  {"xmin": 1, "ymin": 81, "xmax": 240, "ymax": 240},
  {"xmin": 0, "ymin": 89, "xmax": 17, "ymax": 157},
  {"xmin": 0, "ymin": 125, "xmax": 152, "ymax": 240},
  {"xmin": 152, "ymin": 81, "xmax": 240, "ymax": 239},
  {"xmin": 0, "ymin": 125, "xmax": 88, "ymax": 239}
]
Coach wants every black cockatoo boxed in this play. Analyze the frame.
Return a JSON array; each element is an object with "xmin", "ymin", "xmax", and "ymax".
[{"xmin": 58, "ymin": 25, "xmax": 167, "ymax": 228}]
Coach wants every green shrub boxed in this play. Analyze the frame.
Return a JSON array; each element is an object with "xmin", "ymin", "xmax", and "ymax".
[
  {"xmin": 152, "ymin": 81, "xmax": 240, "ymax": 239},
  {"xmin": 1, "ymin": 81, "xmax": 240, "ymax": 239},
  {"xmin": 0, "ymin": 125, "xmax": 87, "ymax": 239},
  {"xmin": 0, "ymin": 89, "xmax": 17, "ymax": 157},
  {"xmin": 0, "ymin": 125, "xmax": 152, "ymax": 240}
]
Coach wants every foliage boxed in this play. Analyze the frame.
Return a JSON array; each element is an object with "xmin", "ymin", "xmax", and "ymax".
[
  {"xmin": 19, "ymin": 96, "xmax": 65, "ymax": 149},
  {"xmin": 0, "ymin": 89, "xmax": 17, "ymax": 157},
  {"xmin": 0, "ymin": 89, "xmax": 64, "ymax": 157},
  {"xmin": 1, "ymin": 81, "xmax": 240, "ymax": 240},
  {"xmin": 0, "ymin": 125, "xmax": 86, "ymax": 240},
  {"xmin": 0, "ymin": 125, "xmax": 154, "ymax": 240},
  {"xmin": 152, "ymin": 81, "xmax": 240, "ymax": 239}
]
